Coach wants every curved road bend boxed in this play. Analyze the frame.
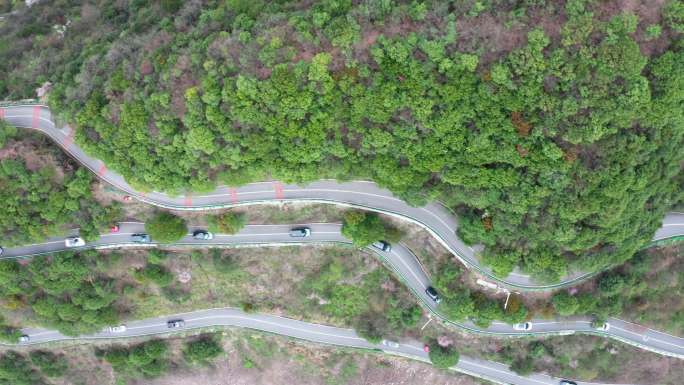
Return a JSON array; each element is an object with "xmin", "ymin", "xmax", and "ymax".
[
  {"xmin": 3, "ymin": 105, "xmax": 683, "ymax": 290},
  {"xmin": 3, "ymin": 223, "xmax": 683, "ymax": 359},
  {"xmin": 17, "ymin": 308, "xmax": 632, "ymax": 385}
]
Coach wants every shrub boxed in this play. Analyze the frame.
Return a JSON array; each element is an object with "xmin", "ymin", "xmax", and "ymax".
[
  {"xmin": 664, "ymin": 0, "xmax": 684, "ymax": 32},
  {"xmin": 104, "ymin": 340, "xmax": 168, "ymax": 380},
  {"xmin": 428, "ymin": 342, "xmax": 460, "ymax": 369},
  {"xmin": 184, "ymin": 335, "xmax": 223, "ymax": 365},
  {"xmin": 551, "ymin": 291, "xmax": 580, "ymax": 316},
  {"xmin": 341, "ymin": 211, "xmax": 402, "ymax": 247},
  {"xmin": 0, "ymin": 351, "xmax": 43, "ymax": 385},
  {"xmin": 29, "ymin": 351, "xmax": 68, "ymax": 378},
  {"xmin": 207, "ymin": 212, "xmax": 247, "ymax": 234},
  {"xmin": 135, "ymin": 264, "xmax": 174, "ymax": 287},
  {"xmin": 145, "ymin": 212, "xmax": 187, "ymax": 243}
]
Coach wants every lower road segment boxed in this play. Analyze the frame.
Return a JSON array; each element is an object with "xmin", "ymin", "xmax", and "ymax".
[{"xmin": 3, "ymin": 222, "xmax": 683, "ymax": 359}]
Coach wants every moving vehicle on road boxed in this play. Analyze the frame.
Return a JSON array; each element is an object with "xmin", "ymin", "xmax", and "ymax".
[
  {"xmin": 425, "ymin": 286, "xmax": 441, "ymax": 303},
  {"xmin": 19, "ymin": 335, "xmax": 29, "ymax": 343},
  {"xmin": 559, "ymin": 380, "xmax": 578, "ymax": 385},
  {"xmin": 105, "ymin": 325, "xmax": 127, "ymax": 333},
  {"xmin": 371, "ymin": 240, "xmax": 392, "ymax": 252},
  {"xmin": 594, "ymin": 322, "xmax": 610, "ymax": 331},
  {"xmin": 513, "ymin": 322, "xmax": 533, "ymax": 331},
  {"xmin": 192, "ymin": 230, "xmax": 214, "ymax": 240},
  {"xmin": 289, "ymin": 227, "xmax": 311, "ymax": 237},
  {"xmin": 64, "ymin": 236, "xmax": 85, "ymax": 247},
  {"xmin": 0, "ymin": 247, "xmax": 3, "ymax": 256},
  {"xmin": 381, "ymin": 339, "xmax": 400, "ymax": 348},
  {"xmin": 167, "ymin": 319, "xmax": 185, "ymax": 328},
  {"xmin": 110, "ymin": 225, "xmax": 120, "ymax": 233},
  {"xmin": 131, "ymin": 233, "xmax": 150, "ymax": 243}
]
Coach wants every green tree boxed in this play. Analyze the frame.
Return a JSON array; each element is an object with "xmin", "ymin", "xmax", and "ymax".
[
  {"xmin": 183, "ymin": 335, "xmax": 224, "ymax": 365},
  {"xmin": 135, "ymin": 264, "xmax": 174, "ymax": 287},
  {"xmin": 341, "ymin": 211, "xmax": 401, "ymax": 247},
  {"xmin": 428, "ymin": 342, "xmax": 460, "ymax": 369},
  {"xmin": 552, "ymin": 291, "xmax": 580, "ymax": 316},
  {"xmin": 207, "ymin": 211, "xmax": 247, "ymax": 234},
  {"xmin": 29, "ymin": 351, "xmax": 68, "ymax": 378},
  {"xmin": 145, "ymin": 212, "xmax": 187, "ymax": 243},
  {"xmin": 0, "ymin": 351, "xmax": 44, "ymax": 385}
]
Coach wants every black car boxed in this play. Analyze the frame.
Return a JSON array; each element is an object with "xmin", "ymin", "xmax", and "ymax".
[
  {"xmin": 425, "ymin": 286, "xmax": 441, "ymax": 303},
  {"xmin": 192, "ymin": 230, "xmax": 214, "ymax": 240},
  {"xmin": 371, "ymin": 240, "xmax": 392, "ymax": 252},
  {"xmin": 167, "ymin": 319, "xmax": 185, "ymax": 328},
  {"xmin": 131, "ymin": 233, "xmax": 150, "ymax": 243},
  {"xmin": 289, "ymin": 227, "xmax": 311, "ymax": 237}
]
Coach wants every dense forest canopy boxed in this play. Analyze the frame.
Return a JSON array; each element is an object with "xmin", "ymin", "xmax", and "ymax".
[
  {"xmin": 0, "ymin": 123, "xmax": 121, "ymax": 246},
  {"xmin": 1, "ymin": 0, "xmax": 683, "ymax": 281}
]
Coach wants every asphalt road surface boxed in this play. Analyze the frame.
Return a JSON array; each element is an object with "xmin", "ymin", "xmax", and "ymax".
[
  {"xmin": 17, "ymin": 307, "xmax": 633, "ymax": 385},
  {"xmin": 2, "ymin": 105, "xmax": 682, "ymax": 291},
  {"xmin": 3, "ymin": 222, "xmax": 683, "ymax": 359}
]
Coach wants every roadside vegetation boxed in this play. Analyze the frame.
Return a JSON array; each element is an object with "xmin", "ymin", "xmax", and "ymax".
[
  {"xmin": 550, "ymin": 243, "xmax": 684, "ymax": 334},
  {"xmin": 0, "ymin": 250, "xmax": 119, "ymax": 336},
  {"xmin": 0, "ymin": 0, "xmax": 681, "ymax": 281},
  {"xmin": 483, "ymin": 334, "xmax": 684, "ymax": 384},
  {"xmin": 341, "ymin": 210, "xmax": 403, "ymax": 247},
  {"xmin": 207, "ymin": 211, "xmax": 246, "ymax": 234},
  {"xmin": 427, "ymin": 340, "xmax": 460, "ymax": 369},
  {"xmin": 0, "ymin": 245, "xmax": 423, "ymax": 342},
  {"xmin": 145, "ymin": 212, "xmax": 188, "ymax": 243},
  {"xmin": 0, "ymin": 330, "xmax": 488, "ymax": 385},
  {"xmin": 101, "ymin": 339, "xmax": 169, "ymax": 381},
  {"xmin": 0, "ymin": 125, "xmax": 121, "ymax": 246},
  {"xmin": 434, "ymin": 263, "xmax": 528, "ymax": 327}
]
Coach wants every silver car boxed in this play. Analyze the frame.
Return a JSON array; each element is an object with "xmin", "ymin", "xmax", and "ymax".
[
  {"xmin": 64, "ymin": 237, "xmax": 85, "ymax": 247},
  {"xmin": 371, "ymin": 241, "xmax": 392, "ymax": 252}
]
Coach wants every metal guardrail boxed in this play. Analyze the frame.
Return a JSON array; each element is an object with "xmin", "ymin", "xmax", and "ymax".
[{"xmin": 0, "ymin": 99, "xmax": 42, "ymax": 107}]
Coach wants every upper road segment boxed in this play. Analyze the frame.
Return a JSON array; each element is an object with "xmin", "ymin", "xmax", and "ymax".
[{"xmin": 2, "ymin": 104, "xmax": 682, "ymax": 291}]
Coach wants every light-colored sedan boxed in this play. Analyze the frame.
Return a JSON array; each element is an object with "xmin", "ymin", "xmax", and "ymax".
[
  {"xmin": 513, "ymin": 322, "xmax": 532, "ymax": 331},
  {"xmin": 381, "ymin": 339, "xmax": 400, "ymax": 348},
  {"xmin": 105, "ymin": 325, "xmax": 127, "ymax": 333},
  {"xmin": 595, "ymin": 322, "xmax": 610, "ymax": 331},
  {"xmin": 64, "ymin": 237, "xmax": 85, "ymax": 247}
]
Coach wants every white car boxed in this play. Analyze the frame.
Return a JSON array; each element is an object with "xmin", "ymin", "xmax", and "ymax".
[
  {"xmin": 595, "ymin": 322, "xmax": 610, "ymax": 331},
  {"xmin": 381, "ymin": 339, "xmax": 400, "ymax": 348},
  {"xmin": 64, "ymin": 237, "xmax": 85, "ymax": 247},
  {"xmin": 513, "ymin": 322, "xmax": 532, "ymax": 331},
  {"xmin": 19, "ymin": 335, "xmax": 29, "ymax": 343},
  {"xmin": 105, "ymin": 325, "xmax": 127, "ymax": 333}
]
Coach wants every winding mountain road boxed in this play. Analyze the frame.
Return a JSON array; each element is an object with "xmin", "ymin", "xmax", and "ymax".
[
  {"xmin": 2, "ymin": 105, "xmax": 682, "ymax": 291},
  {"xmin": 2, "ymin": 222, "xmax": 683, "ymax": 359},
  {"xmin": 1, "ymin": 104, "xmax": 683, "ymax": 384},
  {"xmin": 19, "ymin": 307, "xmax": 627, "ymax": 385}
]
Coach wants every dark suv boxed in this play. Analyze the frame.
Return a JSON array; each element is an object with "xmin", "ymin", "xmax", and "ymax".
[
  {"xmin": 131, "ymin": 233, "xmax": 150, "ymax": 243},
  {"xmin": 425, "ymin": 286, "xmax": 441, "ymax": 304}
]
